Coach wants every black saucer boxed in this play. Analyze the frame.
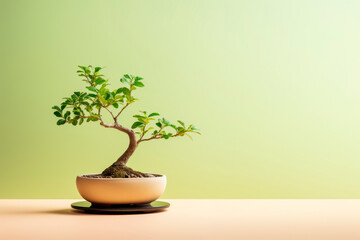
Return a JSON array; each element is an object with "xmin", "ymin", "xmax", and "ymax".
[{"xmin": 71, "ymin": 200, "xmax": 170, "ymax": 214}]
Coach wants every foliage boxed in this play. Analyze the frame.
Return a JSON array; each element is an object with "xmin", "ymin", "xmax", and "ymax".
[{"xmin": 52, "ymin": 65, "xmax": 200, "ymax": 143}]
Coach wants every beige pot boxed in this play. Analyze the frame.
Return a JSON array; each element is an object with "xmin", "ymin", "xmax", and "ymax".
[{"xmin": 76, "ymin": 174, "xmax": 167, "ymax": 205}]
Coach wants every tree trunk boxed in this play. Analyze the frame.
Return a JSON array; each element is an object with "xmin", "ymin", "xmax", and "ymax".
[
  {"xmin": 100, "ymin": 122, "xmax": 141, "ymax": 177},
  {"xmin": 112, "ymin": 123, "xmax": 137, "ymax": 165},
  {"xmin": 99, "ymin": 122, "xmax": 137, "ymax": 165}
]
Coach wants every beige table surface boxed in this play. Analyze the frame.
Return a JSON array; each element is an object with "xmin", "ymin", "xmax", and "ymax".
[{"xmin": 1, "ymin": 199, "xmax": 360, "ymax": 240}]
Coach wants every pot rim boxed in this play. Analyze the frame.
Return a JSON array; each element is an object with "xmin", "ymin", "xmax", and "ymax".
[{"xmin": 77, "ymin": 173, "xmax": 166, "ymax": 180}]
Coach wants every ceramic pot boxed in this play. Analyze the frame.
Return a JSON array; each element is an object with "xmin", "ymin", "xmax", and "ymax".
[{"xmin": 76, "ymin": 174, "xmax": 167, "ymax": 205}]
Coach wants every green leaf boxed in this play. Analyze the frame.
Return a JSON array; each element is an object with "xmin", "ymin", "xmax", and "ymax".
[
  {"xmin": 149, "ymin": 112, "xmax": 160, "ymax": 117},
  {"xmin": 112, "ymin": 103, "xmax": 119, "ymax": 108},
  {"xmin": 60, "ymin": 104, "xmax": 66, "ymax": 111},
  {"xmin": 162, "ymin": 118, "xmax": 170, "ymax": 126},
  {"xmin": 131, "ymin": 121, "xmax": 144, "ymax": 129},
  {"xmin": 94, "ymin": 77, "xmax": 106, "ymax": 86},
  {"xmin": 72, "ymin": 119, "xmax": 78, "ymax": 126},
  {"xmin": 156, "ymin": 122, "xmax": 162, "ymax": 128},
  {"xmin": 177, "ymin": 127, "xmax": 186, "ymax": 134},
  {"xmin": 135, "ymin": 76, "xmax": 143, "ymax": 81},
  {"xmin": 57, "ymin": 119, "xmax": 66, "ymax": 125},
  {"xmin": 86, "ymin": 86, "xmax": 98, "ymax": 92},
  {"xmin": 79, "ymin": 118, "xmax": 84, "ymax": 125},
  {"xmin": 92, "ymin": 116, "xmax": 100, "ymax": 121},
  {"xmin": 191, "ymin": 131, "xmax": 201, "ymax": 135},
  {"xmin": 122, "ymin": 88, "xmax": 130, "ymax": 98},
  {"xmin": 124, "ymin": 74, "xmax": 131, "ymax": 79},
  {"xmin": 71, "ymin": 94, "xmax": 78, "ymax": 100},
  {"xmin": 137, "ymin": 118, "xmax": 147, "ymax": 124},
  {"xmin": 133, "ymin": 114, "xmax": 143, "ymax": 118},
  {"xmin": 105, "ymin": 91, "xmax": 111, "ymax": 100},
  {"xmin": 95, "ymin": 67, "xmax": 102, "ymax": 72},
  {"xmin": 98, "ymin": 95, "xmax": 107, "ymax": 105},
  {"xmin": 120, "ymin": 77, "xmax": 130, "ymax": 84},
  {"xmin": 53, "ymin": 111, "xmax": 62, "ymax": 117},
  {"xmin": 52, "ymin": 106, "xmax": 61, "ymax": 111},
  {"xmin": 133, "ymin": 81, "xmax": 144, "ymax": 87},
  {"xmin": 177, "ymin": 120, "xmax": 185, "ymax": 127},
  {"xmin": 64, "ymin": 111, "xmax": 70, "ymax": 119},
  {"xmin": 190, "ymin": 126, "xmax": 199, "ymax": 131},
  {"xmin": 115, "ymin": 95, "xmax": 124, "ymax": 101},
  {"xmin": 78, "ymin": 66, "xmax": 86, "ymax": 71},
  {"xmin": 116, "ymin": 88, "xmax": 123, "ymax": 94},
  {"xmin": 185, "ymin": 133, "xmax": 193, "ymax": 141}
]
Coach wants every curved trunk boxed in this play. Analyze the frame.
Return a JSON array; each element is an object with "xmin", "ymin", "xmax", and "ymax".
[
  {"xmin": 100, "ymin": 122, "xmax": 143, "ymax": 177},
  {"xmin": 100, "ymin": 122, "xmax": 137, "ymax": 166},
  {"xmin": 112, "ymin": 123, "xmax": 137, "ymax": 165},
  {"xmin": 113, "ymin": 125, "xmax": 137, "ymax": 165}
]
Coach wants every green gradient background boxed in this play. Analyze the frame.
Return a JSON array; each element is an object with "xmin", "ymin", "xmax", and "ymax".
[{"xmin": 1, "ymin": 0, "xmax": 360, "ymax": 198}]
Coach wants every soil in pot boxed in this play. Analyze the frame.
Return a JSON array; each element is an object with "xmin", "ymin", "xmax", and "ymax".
[{"xmin": 84, "ymin": 165, "xmax": 159, "ymax": 178}]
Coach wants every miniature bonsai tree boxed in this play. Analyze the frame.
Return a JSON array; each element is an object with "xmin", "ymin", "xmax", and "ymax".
[{"xmin": 52, "ymin": 65, "xmax": 200, "ymax": 178}]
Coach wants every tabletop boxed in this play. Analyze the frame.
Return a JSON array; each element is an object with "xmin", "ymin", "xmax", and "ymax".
[{"xmin": 1, "ymin": 199, "xmax": 360, "ymax": 240}]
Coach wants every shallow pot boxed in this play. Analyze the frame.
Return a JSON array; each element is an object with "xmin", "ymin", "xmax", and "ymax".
[{"xmin": 76, "ymin": 174, "xmax": 167, "ymax": 205}]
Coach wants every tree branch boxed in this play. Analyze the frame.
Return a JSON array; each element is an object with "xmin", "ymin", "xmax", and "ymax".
[
  {"xmin": 100, "ymin": 122, "xmax": 116, "ymax": 128},
  {"xmin": 137, "ymin": 131, "xmax": 180, "ymax": 144},
  {"xmin": 114, "ymin": 83, "xmax": 134, "ymax": 120},
  {"xmin": 84, "ymin": 74, "xmax": 95, "ymax": 87},
  {"xmin": 100, "ymin": 122, "xmax": 138, "ymax": 165},
  {"xmin": 98, "ymin": 107, "xmax": 104, "ymax": 123},
  {"xmin": 137, "ymin": 125, "xmax": 164, "ymax": 144},
  {"xmin": 104, "ymin": 106, "xmax": 116, "ymax": 120},
  {"xmin": 115, "ymin": 103, "xmax": 129, "ymax": 120},
  {"xmin": 137, "ymin": 124, "xmax": 148, "ymax": 143},
  {"xmin": 138, "ymin": 135, "xmax": 161, "ymax": 143}
]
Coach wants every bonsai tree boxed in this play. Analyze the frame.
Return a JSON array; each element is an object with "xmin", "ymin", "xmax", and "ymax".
[{"xmin": 52, "ymin": 65, "xmax": 200, "ymax": 178}]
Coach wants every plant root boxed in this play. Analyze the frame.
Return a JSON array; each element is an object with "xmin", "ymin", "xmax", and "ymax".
[{"xmin": 101, "ymin": 164, "xmax": 155, "ymax": 178}]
